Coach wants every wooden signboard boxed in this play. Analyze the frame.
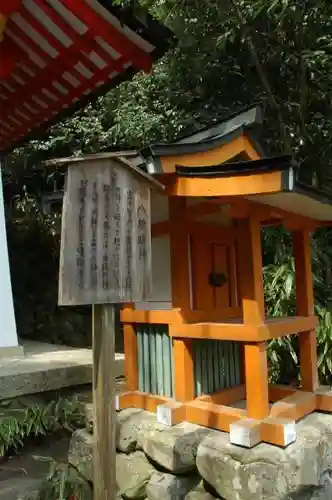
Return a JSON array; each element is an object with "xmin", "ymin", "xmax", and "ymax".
[
  {"xmin": 55, "ymin": 153, "xmax": 162, "ymax": 500},
  {"xmin": 59, "ymin": 156, "xmax": 154, "ymax": 306}
]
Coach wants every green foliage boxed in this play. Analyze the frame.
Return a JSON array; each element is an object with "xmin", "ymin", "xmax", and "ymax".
[
  {"xmin": 28, "ymin": 459, "xmax": 92, "ymax": 500},
  {"xmin": 0, "ymin": 398, "xmax": 85, "ymax": 457},
  {"xmin": 4, "ymin": 196, "xmax": 92, "ymax": 347},
  {"xmin": 263, "ymin": 233, "xmax": 332, "ymax": 385},
  {"xmin": 316, "ymin": 306, "xmax": 332, "ymax": 385}
]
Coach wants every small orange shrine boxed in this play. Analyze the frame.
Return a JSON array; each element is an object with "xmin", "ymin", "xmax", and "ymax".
[{"xmin": 117, "ymin": 105, "xmax": 332, "ymax": 448}]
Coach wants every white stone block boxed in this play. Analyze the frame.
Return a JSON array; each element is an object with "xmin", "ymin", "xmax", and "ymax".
[
  {"xmin": 230, "ymin": 418, "xmax": 261, "ymax": 448},
  {"xmin": 157, "ymin": 403, "xmax": 174, "ymax": 426}
]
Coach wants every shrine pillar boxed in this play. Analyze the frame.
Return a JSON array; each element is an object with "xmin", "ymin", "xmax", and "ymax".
[
  {"xmin": 0, "ymin": 166, "xmax": 22, "ymax": 357},
  {"xmin": 238, "ymin": 215, "xmax": 269, "ymax": 419},
  {"xmin": 293, "ymin": 229, "xmax": 319, "ymax": 392}
]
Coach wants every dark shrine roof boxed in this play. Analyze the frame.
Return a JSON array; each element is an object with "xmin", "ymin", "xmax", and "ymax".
[
  {"xmin": 175, "ymin": 154, "xmax": 332, "ymax": 222},
  {"xmin": 0, "ymin": 0, "xmax": 173, "ymax": 154},
  {"xmin": 140, "ymin": 104, "xmax": 263, "ymax": 159}
]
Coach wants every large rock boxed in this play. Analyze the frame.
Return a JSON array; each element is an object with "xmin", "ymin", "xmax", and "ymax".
[
  {"xmin": 117, "ymin": 451, "xmax": 155, "ymax": 499},
  {"xmin": 69, "ymin": 429, "xmax": 94, "ymax": 481},
  {"xmin": 197, "ymin": 412, "xmax": 332, "ymax": 500},
  {"xmin": 146, "ymin": 472, "xmax": 204, "ymax": 500},
  {"xmin": 84, "ymin": 406, "xmax": 158, "ymax": 453},
  {"xmin": 118, "ymin": 408, "xmax": 159, "ymax": 453},
  {"xmin": 287, "ymin": 484, "xmax": 329, "ymax": 499},
  {"xmin": 139, "ymin": 421, "xmax": 211, "ymax": 473},
  {"xmin": 69, "ymin": 430, "xmax": 154, "ymax": 498},
  {"xmin": 185, "ymin": 482, "xmax": 216, "ymax": 500}
]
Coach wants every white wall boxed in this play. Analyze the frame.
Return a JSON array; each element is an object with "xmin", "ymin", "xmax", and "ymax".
[{"xmin": 0, "ymin": 167, "xmax": 19, "ymax": 348}]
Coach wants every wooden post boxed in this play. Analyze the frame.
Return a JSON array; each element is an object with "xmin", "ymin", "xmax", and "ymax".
[
  {"xmin": 93, "ymin": 304, "xmax": 117, "ymax": 500},
  {"xmin": 238, "ymin": 216, "xmax": 269, "ymax": 419},
  {"xmin": 57, "ymin": 155, "xmax": 161, "ymax": 500},
  {"xmin": 173, "ymin": 338, "xmax": 194, "ymax": 401},
  {"xmin": 244, "ymin": 342, "xmax": 269, "ymax": 419},
  {"xmin": 293, "ymin": 229, "xmax": 319, "ymax": 392},
  {"xmin": 169, "ymin": 197, "xmax": 195, "ymax": 401},
  {"xmin": 239, "ymin": 216, "xmax": 265, "ymax": 325}
]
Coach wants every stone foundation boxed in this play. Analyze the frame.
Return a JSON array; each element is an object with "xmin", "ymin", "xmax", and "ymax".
[{"xmin": 69, "ymin": 408, "xmax": 332, "ymax": 500}]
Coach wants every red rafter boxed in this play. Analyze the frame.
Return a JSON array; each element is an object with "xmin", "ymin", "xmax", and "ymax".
[
  {"xmin": 2, "ymin": 3, "xmax": 130, "ymax": 130},
  {"xmin": 0, "ymin": 36, "xmax": 25, "ymax": 79},
  {"xmin": 1, "ymin": 51, "xmax": 129, "ymax": 148},
  {"xmin": 6, "ymin": 11, "xmax": 85, "ymax": 89},
  {"xmin": 19, "ymin": 5, "xmax": 100, "ymax": 77},
  {"xmin": 0, "ymin": 0, "xmax": 154, "ymax": 149},
  {"xmin": 61, "ymin": 0, "xmax": 152, "ymax": 72},
  {"xmin": 5, "ymin": 23, "xmax": 66, "ymax": 97},
  {"xmin": 1, "ymin": 20, "xmax": 86, "ymax": 127},
  {"xmin": 33, "ymin": 0, "xmax": 120, "ymax": 66}
]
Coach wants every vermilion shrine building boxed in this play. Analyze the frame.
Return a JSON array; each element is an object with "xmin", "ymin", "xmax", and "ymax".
[{"xmin": 115, "ymin": 105, "xmax": 332, "ymax": 447}]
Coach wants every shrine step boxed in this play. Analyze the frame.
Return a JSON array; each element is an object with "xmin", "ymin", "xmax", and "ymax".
[{"xmin": 0, "ymin": 340, "xmax": 124, "ymax": 400}]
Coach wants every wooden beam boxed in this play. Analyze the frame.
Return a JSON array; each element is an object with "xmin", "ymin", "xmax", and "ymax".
[
  {"xmin": 269, "ymin": 384, "xmax": 298, "ymax": 402},
  {"xmin": 163, "ymin": 170, "xmax": 284, "ymax": 197},
  {"xmin": 185, "ymin": 400, "xmax": 246, "ymax": 432},
  {"xmin": 168, "ymin": 321, "xmax": 258, "ymax": 341},
  {"xmin": 116, "ymin": 391, "xmax": 170, "ymax": 412},
  {"xmin": 316, "ymin": 388, "xmax": 332, "ymax": 412},
  {"xmin": 293, "ymin": 230, "xmax": 319, "ymax": 392},
  {"xmin": 263, "ymin": 315, "xmax": 318, "ymax": 339},
  {"xmin": 260, "ymin": 417, "xmax": 296, "ymax": 447},
  {"xmin": 92, "ymin": 304, "xmax": 117, "ymax": 500},
  {"xmin": 121, "ymin": 307, "xmax": 242, "ymax": 325},
  {"xmin": 205, "ymin": 197, "xmax": 318, "ymax": 231},
  {"xmin": 270, "ymin": 392, "xmax": 316, "ymax": 420},
  {"xmin": 196, "ymin": 385, "xmax": 245, "ymax": 405}
]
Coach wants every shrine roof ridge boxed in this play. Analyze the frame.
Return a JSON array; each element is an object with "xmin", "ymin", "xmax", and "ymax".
[{"xmin": 140, "ymin": 104, "xmax": 263, "ymax": 159}]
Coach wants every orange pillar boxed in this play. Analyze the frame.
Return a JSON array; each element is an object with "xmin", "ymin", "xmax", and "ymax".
[
  {"xmin": 123, "ymin": 322, "xmax": 138, "ymax": 391},
  {"xmin": 238, "ymin": 216, "xmax": 269, "ymax": 419},
  {"xmin": 293, "ymin": 229, "xmax": 319, "ymax": 392},
  {"xmin": 169, "ymin": 197, "xmax": 195, "ymax": 401}
]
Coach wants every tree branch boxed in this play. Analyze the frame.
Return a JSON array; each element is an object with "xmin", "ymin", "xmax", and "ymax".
[{"xmin": 229, "ymin": 0, "xmax": 292, "ymax": 151}]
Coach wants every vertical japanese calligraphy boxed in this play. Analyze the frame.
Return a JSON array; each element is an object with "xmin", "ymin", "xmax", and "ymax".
[
  {"xmin": 77, "ymin": 179, "xmax": 87, "ymax": 289},
  {"xmin": 59, "ymin": 158, "xmax": 153, "ymax": 305},
  {"xmin": 125, "ymin": 189, "xmax": 133, "ymax": 295},
  {"xmin": 112, "ymin": 180, "xmax": 121, "ymax": 293},
  {"xmin": 102, "ymin": 184, "xmax": 111, "ymax": 290},
  {"xmin": 90, "ymin": 181, "xmax": 98, "ymax": 289}
]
